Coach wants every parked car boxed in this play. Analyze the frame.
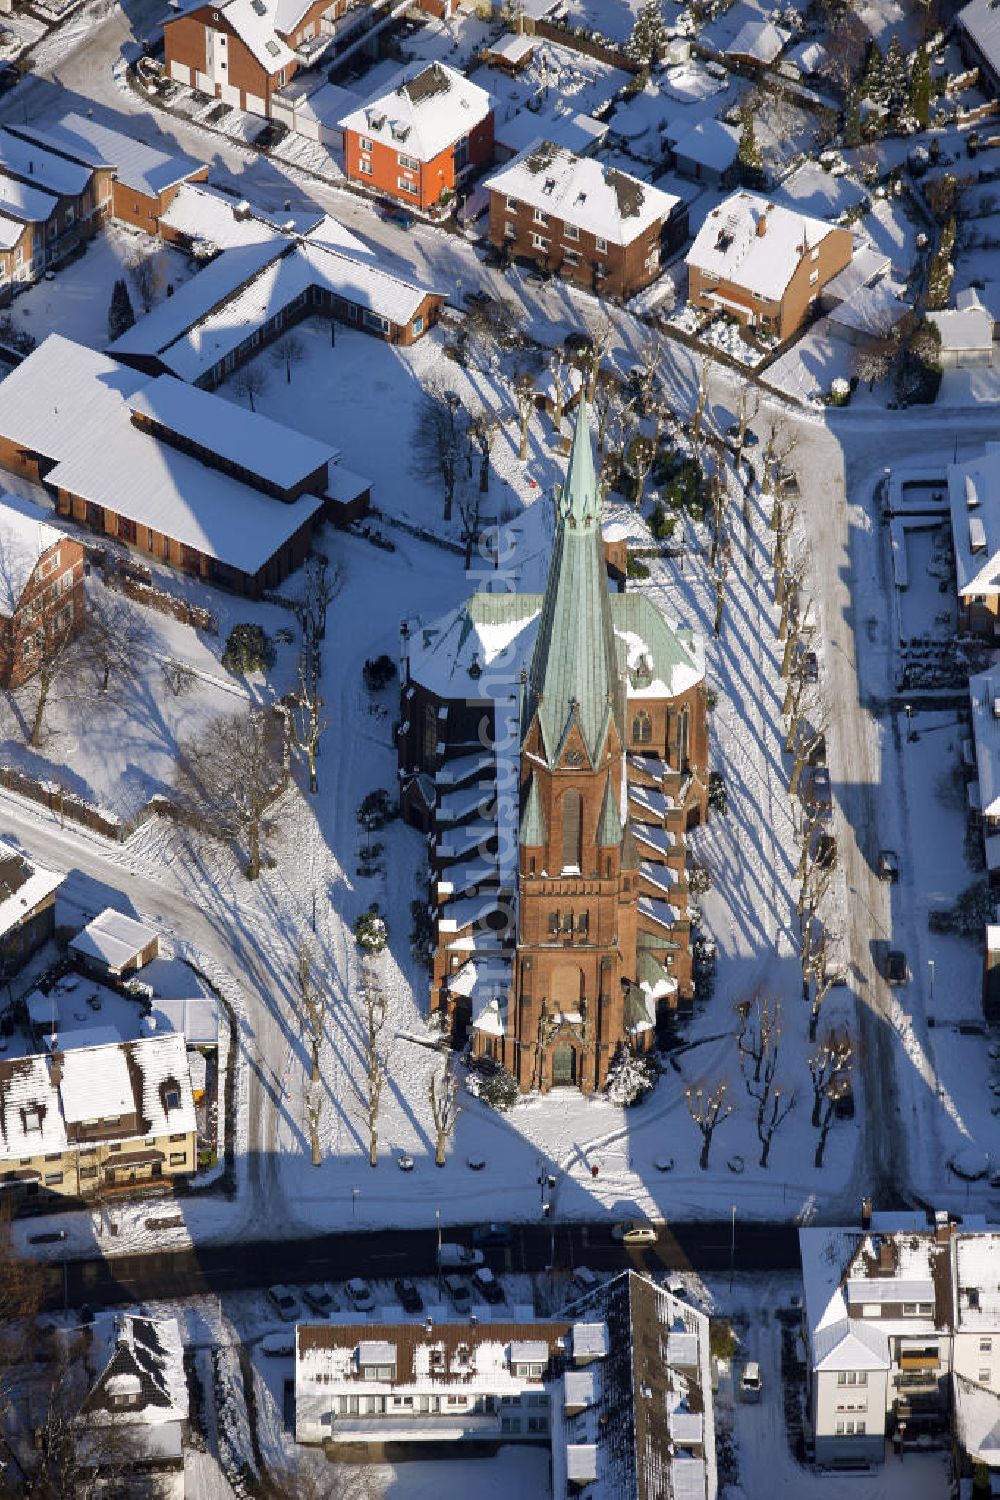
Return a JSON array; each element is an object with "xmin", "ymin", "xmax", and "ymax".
[
  {"xmin": 266, "ymin": 1285, "xmax": 299, "ymax": 1322},
  {"xmin": 443, "ymin": 1274, "xmax": 472, "ymax": 1313},
  {"xmin": 833, "ymin": 1083, "xmax": 855, "ymax": 1120},
  {"xmin": 884, "ymin": 948, "xmax": 909, "ymax": 985},
  {"xmin": 801, "ymin": 650, "xmax": 819, "ymax": 682},
  {"xmin": 573, "ymin": 1266, "xmax": 599, "ymax": 1293},
  {"xmin": 302, "ymin": 1284, "xmax": 339, "ymax": 1317},
  {"xmin": 878, "ymin": 849, "xmax": 900, "ymax": 882},
  {"xmin": 809, "ymin": 732, "xmax": 827, "ymax": 767},
  {"xmin": 261, "ymin": 1330, "xmax": 295, "ymax": 1356},
  {"xmin": 378, "ymin": 203, "xmax": 413, "ymax": 229},
  {"xmin": 436, "ymin": 1243, "xmax": 484, "ymax": 1270},
  {"xmin": 740, "ymin": 1361, "xmax": 763, "ymax": 1402},
  {"xmin": 564, "ymin": 330, "xmax": 593, "ymax": 355},
  {"xmin": 345, "ymin": 1277, "xmax": 375, "ymax": 1312},
  {"xmin": 725, "ymin": 423, "xmax": 759, "ymax": 448},
  {"xmin": 808, "ymin": 766, "xmax": 832, "ymax": 818},
  {"xmin": 472, "ymin": 1267, "xmax": 505, "ymax": 1305},
  {"xmin": 611, "ymin": 1221, "xmax": 658, "ymax": 1245},
  {"xmin": 394, "ymin": 1277, "xmax": 424, "ymax": 1314},
  {"xmin": 471, "ymin": 1222, "xmax": 512, "ymax": 1248}
]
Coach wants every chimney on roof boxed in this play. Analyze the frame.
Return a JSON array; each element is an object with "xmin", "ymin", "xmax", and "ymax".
[
  {"xmin": 861, "ymin": 1196, "xmax": 873, "ymax": 1230},
  {"xmin": 878, "ymin": 1239, "xmax": 893, "ymax": 1274},
  {"xmin": 756, "ymin": 214, "xmax": 766, "ymax": 237}
]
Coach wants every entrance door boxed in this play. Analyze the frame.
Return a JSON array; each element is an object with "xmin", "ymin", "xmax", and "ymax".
[{"xmin": 551, "ymin": 1043, "xmax": 576, "ymax": 1087}]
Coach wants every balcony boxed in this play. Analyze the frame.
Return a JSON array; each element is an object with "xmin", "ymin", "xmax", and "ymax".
[
  {"xmin": 329, "ymin": 1412, "xmax": 502, "ymax": 1442},
  {"xmin": 898, "ymin": 1353, "xmax": 940, "ymax": 1372}
]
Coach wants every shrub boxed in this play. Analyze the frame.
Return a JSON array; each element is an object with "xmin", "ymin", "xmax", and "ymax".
[
  {"xmin": 708, "ymin": 770, "xmax": 728, "ymax": 815},
  {"xmin": 222, "ymin": 623, "xmax": 275, "ymax": 675},
  {"xmin": 627, "ymin": 555, "xmax": 651, "ymax": 580},
  {"xmin": 828, "ymin": 377, "xmax": 851, "ymax": 407},
  {"xmin": 357, "ymin": 788, "xmax": 395, "ymax": 830},
  {"xmin": 466, "ymin": 1060, "xmax": 519, "ymax": 1112},
  {"xmin": 710, "ymin": 1318, "xmax": 738, "ymax": 1361},
  {"xmin": 606, "ymin": 1044, "xmax": 657, "ymax": 1106},
  {"xmin": 648, "ymin": 502, "xmax": 676, "ymax": 541},
  {"xmin": 688, "ymin": 864, "xmax": 713, "ymax": 896},
  {"xmin": 354, "ymin": 906, "xmax": 388, "ymax": 953},
  {"xmin": 363, "ymin": 653, "xmax": 397, "ymax": 692}
]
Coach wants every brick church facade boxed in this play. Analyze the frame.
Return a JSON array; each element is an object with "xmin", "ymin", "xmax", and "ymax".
[{"xmin": 397, "ymin": 404, "xmax": 709, "ymax": 1093}]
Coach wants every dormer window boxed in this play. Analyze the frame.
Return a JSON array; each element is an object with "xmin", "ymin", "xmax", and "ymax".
[{"xmin": 21, "ymin": 1105, "xmax": 43, "ymax": 1134}]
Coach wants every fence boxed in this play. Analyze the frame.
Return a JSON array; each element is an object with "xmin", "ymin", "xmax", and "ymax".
[
  {"xmin": 0, "ymin": 763, "xmax": 180, "ymax": 842},
  {"xmin": 529, "ymin": 17, "xmax": 640, "ymax": 74}
]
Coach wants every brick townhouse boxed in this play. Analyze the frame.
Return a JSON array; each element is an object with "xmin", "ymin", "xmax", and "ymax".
[
  {"xmin": 686, "ymin": 190, "xmax": 853, "ymax": 341},
  {"xmin": 0, "ymin": 126, "xmax": 112, "ymax": 295},
  {"xmin": 0, "ymin": 492, "xmax": 85, "ymax": 690},
  {"xmin": 0, "ymin": 843, "xmax": 63, "ymax": 976},
  {"xmin": 340, "ymin": 62, "xmax": 494, "ymax": 211},
  {"xmin": 486, "ymin": 141, "xmax": 687, "ymax": 300}
]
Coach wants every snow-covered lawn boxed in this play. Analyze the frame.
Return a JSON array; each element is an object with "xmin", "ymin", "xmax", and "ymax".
[
  {"xmin": 470, "ymin": 34, "xmax": 627, "ymax": 135},
  {"xmin": 772, "ymin": 161, "xmax": 866, "ymax": 222}
]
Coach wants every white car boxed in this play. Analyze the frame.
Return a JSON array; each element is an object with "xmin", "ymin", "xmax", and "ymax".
[
  {"xmin": 740, "ymin": 1361, "xmax": 763, "ymax": 1402},
  {"xmin": 266, "ymin": 1285, "xmax": 300, "ymax": 1322},
  {"xmin": 611, "ymin": 1221, "xmax": 658, "ymax": 1245},
  {"xmin": 345, "ymin": 1277, "xmax": 375, "ymax": 1312},
  {"xmin": 436, "ymin": 1242, "xmax": 485, "ymax": 1270}
]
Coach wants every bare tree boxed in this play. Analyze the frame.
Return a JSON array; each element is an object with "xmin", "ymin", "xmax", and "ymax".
[
  {"xmin": 271, "ymin": 330, "xmax": 304, "ymax": 383},
  {"xmin": 591, "ymin": 372, "xmax": 623, "ymax": 454},
  {"xmin": 708, "ymin": 464, "xmax": 732, "ymax": 569},
  {"xmin": 629, "ymin": 331, "xmax": 663, "ymax": 416},
  {"xmin": 579, "ymin": 315, "xmax": 615, "ymax": 403},
  {"xmin": 685, "ymin": 1081, "xmax": 733, "ymax": 1170},
  {"xmin": 232, "ymin": 361, "xmax": 269, "ymax": 412},
  {"xmin": 789, "ymin": 708, "xmax": 827, "ymax": 801},
  {"xmin": 622, "ymin": 430, "xmax": 655, "ymax": 507},
  {"xmin": 429, "ymin": 1057, "xmax": 461, "ymax": 1166},
  {"xmin": 712, "ymin": 533, "xmax": 731, "ymax": 638},
  {"xmin": 297, "ymin": 946, "xmax": 327, "ymax": 1087},
  {"xmin": 296, "ymin": 554, "xmax": 339, "ymax": 657},
  {"xmin": 808, "ymin": 1033, "xmax": 852, "ymax": 1128},
  {"xmin": 814, "ymin": 1068, "xmax": 852, "ymax": 1169},
  {"xmin": 359, "ymin": 963, "xmax": 389, "ymax": 1169},
  {"xmin": 174, "ymin": 706, "xmax": 286, "ymax": 879},
  {"xmin": 736, "ymin": 995, "xmax": 782, "ymax": 1089},
  {"xmin": 512, "ymin": 373, "xmax": 535, "ymax": 461},
  {"xmin": 854, "ymin": 334, "xmax": 895, "ymax": 392},
  {"xmin": 690, "ymin": 355, "xmax": 711, "ymax": 448},
  {"xmin": 289, "ymin": 657, "xmax": 328, "ymax": 795},
  {"xmin": 20, "ymin": 601, "xmax": 81, "ymax": 749},
  {"xmin": 731, "ymin": 384, "xmax": 759, "ymax": 458},
  {"xmin": 83, "ymin": 589, "xmax": 150, "ymax": 697},
  {"xmin": 128, "ymin": 247, "xmax": 163, "ymax": 312},
  {"xmin": 263, "ymin": 1456, "xmax": 380, "ymax": 1499},
  {"xmin": 412, "ymin": 387, "xmax": 464, "ymax": 520},
  {"xmin": 547, "ymin": 347, "xmax": 572, "ymax": 432},
  {"xmin": 754, "ymin": 1072, "xmax": 795, "ymax": 1168},
  {"xmin": 467, "ymin": 405, "xmax": 499, "ymax": 495},
  {"xmin": 806, "ymin": 925, "xmax": 845, "ymax": 1042}
]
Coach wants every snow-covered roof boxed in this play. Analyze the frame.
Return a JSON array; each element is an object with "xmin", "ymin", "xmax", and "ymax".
[
  {"xmin": 129, "ymin": 374, "xmax": 337, "ymax": 491},
  {"xmin": 341, "ymin": 62, "xmax": 492, "ymax": 165},
  {"xmin": 928, "ymin": 292, "xmax": 994, "ymax": 353},
  {"xmin": 828, "ymin": 279, "xmax": 907, "ymax": 336},
  {"xmin": 969, "ymin": 668, "xmax": 1000, "ymax": 818},
  {"xmin": 68, "ymin": 909, "xmax": 159, "ymax": 975},
  {"xmin": 157, "ymin": 183, "xmax": 289, "ymax": 250},
  {"xmin": 0, "ymin": 491, "xmax": 71, "ymax": 614},
  {"xmin": 0, "ymin": 126, "xmax": 93, "ymax": 197},
  {"xmin": 168, "ymin": 0, "xmax": 295, "ymax": 72},
  {"xmin": 959, "ymin": 0, "xmax": 1000, "ymax": 76},
  {"xmin": 688, "ymin": 190, "xmax": 841, "ymax": 302},
  {"xmin": 0, "ymin": 211, "xmax": 26, "ymax": 250},
  {"xmin": 59, "ymin": 1042, "xmax": 133, "ymax": 1123},
  {"xmin": 83, "ymin": 1312, "xmax": 187, "ymax": 1425},
  {"xmin": 822, "ymin": 244, "xmax": 891, "ymax": 305},
  {"xmin": 667, "ymin": 117, "xmax": 739, "ymax": 173},
  {"xmin": 495, "ymin": 110, "xmax": 607, "ymax": 159},
  {"xmin": 0, "ymin": 173, "xmax": 57, "ymax": 224},
  {"xmin": 0, "ymin": 334, "xmax": 324, "ymax": 577},
  {"xmin": 949, "ymin": 443, "xmax": 1000, "ymax": 601},
  {"xmin": 486, "ymin": 141, "xmax": 681, "ymax": 245},
  {"xmin": 298, "ymin": 1319, "xmax": 570, "ymax": 1391},
  {"xmin": 725, "ymin": 16, "xmax": 789, "ymax": 62},
  {"xmin": 0, "ymin": 1052, "xmax": 64, "ymax": 1159},
  {"xmin": 0, "ymin": 841, "xmax": 63, "ymax": 938},
  {"xmin": 955, "ymin": 1373, "xmax": 1000, "ymax": 1466},
  {"xmin": 784, "ymin": 38, "xmax": 826, "ymax": 74},
  {"xmin": 956, "ymin": 1230, "xmax": 1000, "ymax": 1330},
  {"xmin": 130, "ymin": 1032, "xmax": 197, "ymax": 1137},
  {"xmin": 572, "ymin": 1322, "xmax": 609, "ymax": 1360},
  {"xmin": 9, "ymin": 114, "xmax": 204, "ymax": 200}
]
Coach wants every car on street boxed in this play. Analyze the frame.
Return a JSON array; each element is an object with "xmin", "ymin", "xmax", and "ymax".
[
  {"xmin": 611, "ymin": 1221, "xmax": 658, "ymax": 1245},
  {"xmin": 801, "ymin": 649, "xmax": 819, "ymax": 682},
  {"xmin": 437, "ymin": 1243, "xmax": 485, "ymax": 1270},
  {"xmin": 808, "ymin": 766, "xmax": 832, "ymax": 817},
  {"xmin": 884, "ymin": 948, "xmax": 909, "ymax": 985},
  {"xmin": 266, "ymin": 1285, "xmax": 300, "ymax": 1322},
  {"xmin": 261, "ymin": 1330, "xmax": 295, "ymax": 1356},
  {"xmin": 471, "ymin": 1222, "xmax": 512, "ymax": 1248},
  {"xmin": 472, "ymin": 1267, "xmax": 505, "ymax": 1304},
  {"xmin": 833, "ymin": 1082, "xmax": 855, "ymax": 1120},
  {"xmin": 302, "ymin": 1284, "xmax": 339, "ymax": 1317},
  {"xmin": 740, "ymin": 1361, "xmax": 763, "ymax": 1402},
  {"xmin": 394, "ymin": 1277, "xmax": 424, "ymax": 1314},
  {"xmin": 443, "ymin": 1274, "xmax": 472, "ymax": 1313},
  {"xmin": 378, "ymin": 203, "xmax": 413, "ymax": 229},
  {"xmin": 397, "ymin": 1153, "xmax": 414, "ymax": 1171},
  {"xmin": 878, "ymin": 849, "xmax": 900, "ymax": 882},
  {"xmin": 345, "ymin": 1277, "xmax": 375, "ymax": 1312}
]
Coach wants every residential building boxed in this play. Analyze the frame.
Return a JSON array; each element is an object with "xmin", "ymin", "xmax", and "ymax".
[
  {"xmin": 0, "ymin": 1030, "xmax": 197, "ymax": 1202},
  {"xmin": 0, "ymin": 492, "xmax": 85, "ymax": 689},
  {"xmin": 164, "ymin": 0, "xmax": 368, "ymax": 118},
  {"xmin": 398, "ymin": 402, "xmax": 708, "ymax": 1093},
  {"xmin": 947, "ymin": 443, "xmax": 1000, "ymax": 635},
  {"xmin": 69, "ymin": 909, "xmax": 161, "ymax": 979},
  {"xmin": 800, "ymin": 1211, "xmax": 1000, "ymax": 1469},
  {"xmin": 0, "ymin": 335, "xmax": 333, "ymax": 596},
  {"xmin": 958, "ymin": 0, "xmax": 1000, "ymax": 96},
  {"xmin": 7, "ymin": 113, "xmax": 207, "ymax": 237},
  {"xmin": 0, "ymin": 842, "xmax": 64, "ymax": 976},
  {"xmin": 75, "ymin": 1312, "xmax": 188, "ymax": 1500},
  {"xmin": 686, "ymin": 190, "xmax": 853, "ymax": 340},
  {"xmin": 929, "ymin": 288, "xmax": 995, "ymax": 370},
  {"xmin": 296, "ymin": 1270, "xmax": 717, "ymax": 1500},
  {"xmin": 485, "ymin": 141, "xmax": 686, "ymax": 300},
  {"xmin": 340, "ymin": 63, "xmax": 494, "ymax": 211},
  {"xmin": 967, "ymin": 668, "xmax": 1000, "ymax": 886}
]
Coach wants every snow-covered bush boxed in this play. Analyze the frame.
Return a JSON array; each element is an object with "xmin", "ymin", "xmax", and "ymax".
[
  {"xmin": 222, "ymin": 622, "xmax": 275, "ymax": 675},
  {"xmin": 688, "ymin": 863, "xmax": 713, "ymax": 896},
  {"xmin": 466, "ymin": 1061, "xmax": 519, "ymax": 1112},
  {"xmin": 354, "ymin": 906, "xmax": 388, "ymax": 953},
  {"xmin": 363, "ymin": 653, "xmax": 396, "ymax": 692},
  {"xmin": 357, "ymin": 787, "xmax": 396, "ymax": 830},
  {"xmin": 606, "ymin": 1045, "xmax": 656, "ymax": 1107},
  {"xmin": 828, "ymin": 377, "xmax": 851, "ymax": 407}
]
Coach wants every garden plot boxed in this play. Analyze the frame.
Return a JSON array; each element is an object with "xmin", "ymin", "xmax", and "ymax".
[
  {"xmin": 893, "ymin": 519, "xmax": 955, "ymax": 645},
  {"xmin": 763, "ymin": 320, "xmax": 859, "ymax": 408},
  {"xmin": 772, "ymin": 160, "xmax": 866, "ymax": 222},
  {"xmin": 7, "ymin": 223, "xmax": 194, "ymax": 352},
  {"xmin": 469, "ymin": 38, "xmax": 627, "ymax": 141},
  {"xmin": 610, "ymin": 69, "xmax": 743, "ymax": 166}
]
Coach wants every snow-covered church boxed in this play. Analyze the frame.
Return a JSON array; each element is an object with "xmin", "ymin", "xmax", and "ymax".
[{"xmin": 397, "ymin": 403, "xmax": 710, "ymax": 1093}]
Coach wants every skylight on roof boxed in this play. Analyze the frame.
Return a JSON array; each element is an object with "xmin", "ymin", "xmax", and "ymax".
[{"xmin": 265, "ymin": 37, "xmax": 280, "ymax": 54}]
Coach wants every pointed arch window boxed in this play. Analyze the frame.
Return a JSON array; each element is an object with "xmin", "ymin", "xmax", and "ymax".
[
  {"xmin": 561, "ymin": 790, "xmax": 583, "ymax": 872},
  {"xmin": 632, "ymin": 710, "xmax": 652, "ymax": 745},
  {"xmin": 678, "ymin": 706, "xmax": 690, "ymax": 771}
]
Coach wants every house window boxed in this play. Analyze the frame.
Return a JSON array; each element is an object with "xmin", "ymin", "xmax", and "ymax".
[
  {"xmin": 811, "ymin": 246, "xmax": 819, "ymax": 261},
  {"xmin": 79, "ymin": 1165, "xmax": 97, "ymax": 1180},
  {"xmin": 365, "ymin": 311, "xmax": 391, "ymax": 333},
  {"xmin": 530, "ymin": 233, "xmax": 548, "ymax": 252},
  {"xmin": 564, "ymin": 224, "xmax": 579, "ymax": 241},
  {"xmin": 44, "ymin": 1171, "xmax": 63, "ymax": 1186},
  {"xmin": 564, "ymin": 250, "xmax": 580, "ymax": 266},
  {"xmin": 677, "ymin": 705, "xmax": 690, "ymax": 770},
  {"xmin": 548, "ymin": 911, "xmax": 559, "ymax": 934},
  {"xmin": 397, "ymin": 178, "xmax": 419, "ymax": 196},
  {"xmin": 595, "ymin": 237, "xmax": 607, "ymax": 252},
  {"xmin": 981, "ymin": 1369, "xmax": 992, "ymax": 1384},
  {"xmin": 562, "ymin": 910, "xmax": 573, "ymax": 933},
  {"xmin": 506, "ymin": 196, "xmax": 518, "ymax": 211},
  {"xmin": 533, "ymin": 209, "xmax": 548, "ymax": 226},
  {"xmin": 117, "ymin": 515, "xmax": 137, "ymax": 543},
  {"xmin": 180, "ymin": 545, "xmax": 201, "ymax": 573},
  {"xmin": 982, "ymin": 1339, "xmax": 993, "ymax": 1353},
  {"xmin": 632, "ymin": 711, "xmax": 652, "ymax": 745},
  {"xmin": 359, "ymin": 137, "xmax": 373, "ymax": 152},
  {"xmin": 577, "ymin": 911, "xmax": 588, "ymax": 935},
  {"xmin": 358, "ymin": 160, "xmax": 373, "ymax": 176},
  {"xmin": 505, "ymin": 221, "xmax": 516, "ymax": 238},
  {"xmin": 398, "ymin": 153, "xmax": 419, "ymax": 171},
  {"xmin": 85, "ymin": 502, "xmax": 105, "ymax": 531},
  {"xmin": 809, "ymin": 269, "xmax": 819, "ymax": 285},
  {"xmin": 169, "ymin": 1152, "xmax": 187, "ymax": 1166},
  {"xmin": 412, "ymin": 315, "xmax": 424, "ymax": 335}
]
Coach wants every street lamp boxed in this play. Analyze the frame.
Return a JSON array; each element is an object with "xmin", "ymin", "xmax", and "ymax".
[
  {"xmin": 435, "ymin": 1208, "xmax": 443, "ymax": 1301},
  {"xmin": 905, "ymin": 703, "xmax": 915, "ymax": 742},
  {"xmin": 928, "ymin": 959, "xmax": 935, "ymax": 1015},
  {"xmin": 352, "ymin": 1186, "xmax": 360, "ymax": 1221}
]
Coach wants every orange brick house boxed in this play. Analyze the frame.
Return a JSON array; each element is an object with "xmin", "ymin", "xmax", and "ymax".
[
  {"xmin": 340, "ymin": 63, "xmax": 494, "ymax": 211},
  {"xmin": 164, "ymin": 0, "xmax": 362, "ymax": 118},
  {"xmin": 398, "ymin": 403, "xmax": 710, "ymax": 1094},
  {"xmin": 0, "ymin": 493, "xmax": 84, "ymax": 690},
  {"xmin": 686, "ymin": 190, "xmax": 853, "ymax": 341},
  {"xmin": 0, "ymin": 126, "xmax": 112, "ymax": 296}
]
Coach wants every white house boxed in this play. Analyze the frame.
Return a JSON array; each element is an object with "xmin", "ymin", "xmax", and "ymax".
[{"xmin": 947, "ymin": 442, "xmax": 1000, "ymax": 634}]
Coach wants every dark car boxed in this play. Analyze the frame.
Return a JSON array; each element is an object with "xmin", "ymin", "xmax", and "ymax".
[
  {"xmin": 833, "ymin": 1084, "xmax": 855, "ymax": 1120},
  {"xmin": 472, "ymin": 1267, "xmax": 505, "ymax": 1304},
  {"xmin": 801, "ymin": 650, "xmax": 819, "ymax": 683},
  {"xmin": 725, "ymin": 423, "xmax": 759, "ymax": 448},
  {"xmin": 471, "ymin": 1222, "xmax": 512, "ymax": 1248},
  {"xmin": 378, "ymin": 203, "xmax": 413, "ymax": 229},
  {"xmin": 564, "ymin": 330, "xmax": 593, "ymax": 355},
  {"xmin": 884, "ymin": 949, "xmax": 909, "ymax": 985},
  {"xmin": 394, "ymin": 1277, "xmax": 424, "ymax": 1314},
  {"xmin": 463, "ymin": 289, "xmax": 499, "ymax": 312}
]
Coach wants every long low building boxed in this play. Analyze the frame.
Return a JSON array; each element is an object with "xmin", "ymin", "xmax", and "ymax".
[{"xmin": 0, "ymin": 333, "xmax": 350, "ymax": 595}]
